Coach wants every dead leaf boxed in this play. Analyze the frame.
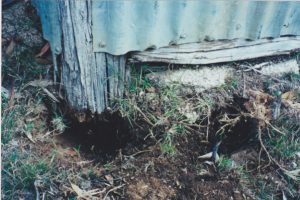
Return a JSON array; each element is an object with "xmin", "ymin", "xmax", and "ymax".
[
  {"xmin": 105, "ymin": 174, "xmax": 114, "ymax": 185},
  {"xmin": 7, "ymin": 88, "xmax": 15, "ymax": 110},
  {"xmin": 203, "ymin": 161, "xmax": 217, "ymax": 174},
  {"xmin": 6, "ymin": 39, "xmax": 14, "ymax": 55},
  {"xmin": 198, "ymin": 152, "xmax": 213, "ymax": 159},
  {"xmin": 74, "ymin": 160, "xmax": 94, "ymax": 165},
  {"xmin": 18, "ymin": 196, "xmax": 25, "ymax": 200},
  {"xmin": 245, "ymin": 90, "xmax": 274, "ymax": 126},
  {"xmin": 282, "ymin": 190, "xmax": 287, "ymax": 200},
  {"xmin": 24, "ymin": 131, "xmax": 36, "ymax": 143},
  {"xmin": 9, "ymin": 139, "xmax": 19, "ymax": 146},
  {"xmin": 281, "ymin": 100, "xmax": 300, "ymax": 120},
  {"xmin": 145, "ymin": 86, "xmax": 155, "ymax": 93},
  {"xmin": 218, "ymin": 180, "xmax": 230, "ymax": 184},
  {"xmin": 29, "ymin": 79, "xmax": 53, "ymax": 87},
  {"xmin": 197, "ymin": 169, "xmax": 210, "ymax": 176},
  {"xmin": 198, "ymin": 152, "xmax": 220, "ymax": 163},
  {"xmin": 2, "ymin": 37, "xmax": 11, "ymax": 46},
  {"xmin": 13, "ymin": 36, "xmax": 25, "ymax": 45},
  {"xmin": 42, "ymin": 87, "xmax": 60, "ymax": 102},
  {"xmin": 2, "ymin": 86, "xmax": 10, "ymax": 98},
  {"xmin": 36, "ymin": 42, "xmax": 50, "ymax": 58},
  {"xmin": 70, "ymin": 182, "xmax": 83, "ymax": 196},
  {"xmin": 295, "ymin": 152, "xmax": 300, "ymax": 158},
  {"xmin": 2, "ymin": 86, "xmax": 23, "ymax": 99},
  {"xmin": 35, "ymin": 58, "xmax": 53, "ymax": 65},
  {"xmin": 246, "ymin": 90, "xmax": 274, "ymax": 105},
  {"xmin": 59, "ymin": 149, "xmax": 78, "ymax": 156},
  {"xmin": 282, "ymin": 91, "xmax": 298, "ymax": 101}
]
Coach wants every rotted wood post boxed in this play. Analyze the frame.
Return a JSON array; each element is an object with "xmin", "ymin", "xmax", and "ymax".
[
  {"xmin": 56, "ymin": 1, "xmax": 129, "ymax": 121},
  {"xmin": 35, "ymin": 0, "xmax": 299, "ymax": 121}
]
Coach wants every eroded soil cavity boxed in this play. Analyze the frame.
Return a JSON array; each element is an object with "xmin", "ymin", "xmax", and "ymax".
[
  {"xmin": 2, "ymin": 1, "xmax": 299, "ymax": 199},
  {"xmin": 53, "ymin": 113, "xmax": 143, "ymax": 162},
  {"xmin": 30, "ymin": 82, "xmax": 299, "ymax": 199},
  {"xmin": 3, "ymin": 69, "xmax": 299, "ymax": 199},
  {"xmin": 39, "ymin": 99, "xmax": 261, "ymax": 199}
]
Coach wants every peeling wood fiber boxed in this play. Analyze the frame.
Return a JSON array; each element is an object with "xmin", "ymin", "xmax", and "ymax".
[
  {"xmin": 57, "ymin": 1, "xmax": 128, "ymax": 114},
  {"xmin": 131, "ymin": 36, "xmax": 300, "ymax": 64}
]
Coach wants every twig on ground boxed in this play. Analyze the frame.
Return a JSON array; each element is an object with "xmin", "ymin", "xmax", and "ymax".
[
  {"xmin": 216, "ymin": 116, "xmax": 241, "ymax": 135},
  {"xmin": 206, "ymin": 106, "xmax": 210, "ymax": 141},
  {"xmin": 266, "ymin": 127, "xmax": 272, "ymax": 139},
  {"xmin": 103, "ymin": 184, "xmax": 126, "ymax": 200},
  {"xmin": 241, "ymin": 65, "xmax": 289, "ymax": 83},
  {"xmin": 242, "ymin": 113, "xmax": 286, "ymax": 136},
  {"xmin": 257, "ymin": 147, "xmax": 263, "ymax": 173},
  {"xmin": 40, "ymin": 130, "xmax": 55, "ymax": 139},
  {"xmin": 124, "ymin": 150, "xmax": 152, "ymax": 158},
  {"xmin": 134, "ymin": 105, "xmax": 154, "ymax": 126},
  {"xmin": 143, "ymin": 129, "xmax": 155, "ymax": 140},
  {"xmin": 242, "ymin": 62, "xmax": 269, "ymax": 72},
  {"xmin": 170, "ymin": 121, "xmax": 207, "ymax": 128},
  {"xmin": 34, "ymin": 180, "xmax": 40, "ymax": 200},
  {"xmin": 258, "ymin": 126, "xmax": 287, "ymax": 173},
  {"xmin": 242, "ymin": 70, "xmax": 246, "ymax": 98},
  {"xmin": 2, "ymin": 169, "xmax": 14, "ymax": 178},
  {"xmin": 128, "ymin": 115, "xmax": 143, "ymax": 129}
]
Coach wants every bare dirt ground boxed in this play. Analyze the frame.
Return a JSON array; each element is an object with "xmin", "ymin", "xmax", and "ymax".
[{"xmin": 2, "ymin": 1, "xmax": 300, "ymax": 200}]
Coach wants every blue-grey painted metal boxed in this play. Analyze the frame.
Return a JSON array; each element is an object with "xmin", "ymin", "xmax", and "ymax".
[
  {"xmin": 32, "ymin": 1, "xmax": 300, "ymax": 56},
  {"xmin": 31, "ymin": 0, "xmax": 61, "ymax": 55},
  {"xmin": 93, "ymin": 1, "xmax": 300, "ymax": 55}
]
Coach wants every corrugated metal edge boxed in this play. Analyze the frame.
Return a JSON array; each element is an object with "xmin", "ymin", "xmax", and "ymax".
[
  {"xmin": 31, "ymin": 0, "xmax": 62, "ymax": 55},
  {"xmin": 92, "ymin": 1, "xmax": 300, "ymax": 55},
  {"xmin": 32, "ymin": 1, "xmax": 300, "ymax": 57}
]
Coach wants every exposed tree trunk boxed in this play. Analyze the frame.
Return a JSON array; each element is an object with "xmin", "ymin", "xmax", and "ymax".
[{"xmin": 57, "ymin": 1, "xmax": 128, "ymax": 120}]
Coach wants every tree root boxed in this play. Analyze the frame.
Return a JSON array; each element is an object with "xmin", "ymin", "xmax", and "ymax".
[{"xmin": 257, "ymin": 126, "xmax": 288, "ymax": 173}]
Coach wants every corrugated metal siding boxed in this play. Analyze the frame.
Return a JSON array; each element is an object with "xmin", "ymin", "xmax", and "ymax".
[
  {"xmin": 31, "ymin": 1, "xmax": 62, "ymax": 55},
  {"xmin": 93, "ymin": 1, "xmax": 300, "ymax": 55}
]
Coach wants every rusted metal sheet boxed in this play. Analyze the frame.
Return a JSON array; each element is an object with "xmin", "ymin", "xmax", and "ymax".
[{"xmin": 92, "ymin": 1, "xmax": 300, "ymax": 55}]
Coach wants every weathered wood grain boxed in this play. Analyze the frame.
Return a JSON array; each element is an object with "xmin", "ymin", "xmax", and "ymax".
[
  {"xmin": 106, "ymin": 54, "xmax": 118, "ymax": 106},
  {"xmin": 131, "ymin": 36, "xmax": 300, "ymax": 64},
  {"xmin": 58, "ymin": 1, "xmax": 126, "ymax": 115},
  {"xmin": 125, "ymin": 64, "xmax": 132, "ymax": 94},
  {"xmin": 118, "ymin": 55, "xmax": 127, "ymax": 98},
  {"xmin": 58, "ymin": 0, "xmax": 83, "ymax": 110},
  {"xmin": 69, "ymin": 0, "xmax": 96, "ymax": 112},
  {"xmin": 106, "ymin": 54, "xmax": 127, "ymax": 106},
  {"xmin": 95, "ymin": 53, "xmax": 107, "ymax": 113}
]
